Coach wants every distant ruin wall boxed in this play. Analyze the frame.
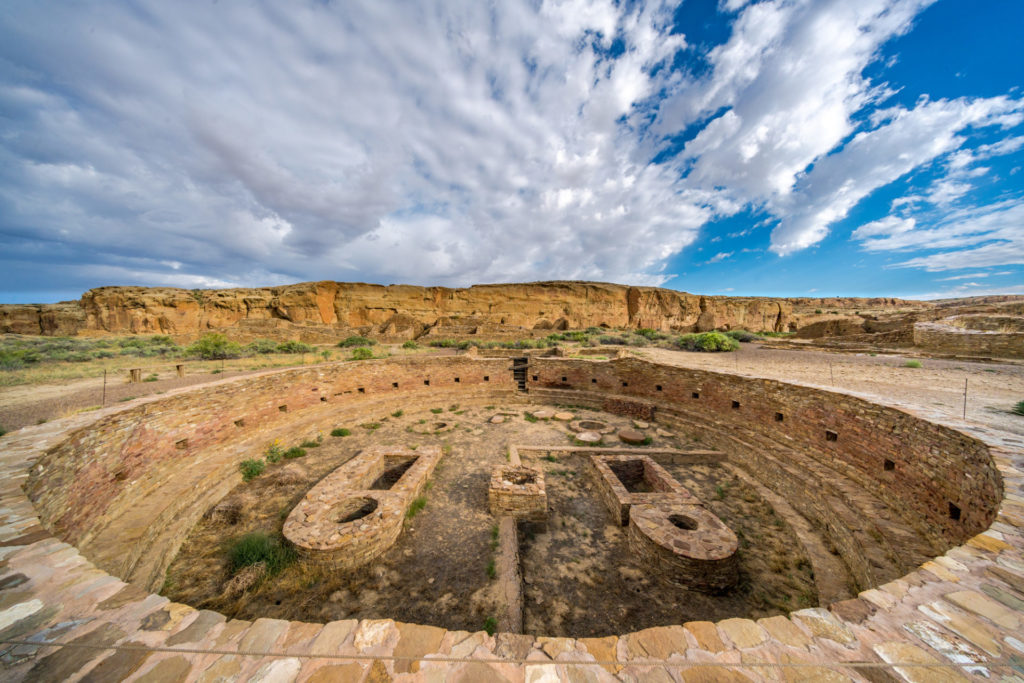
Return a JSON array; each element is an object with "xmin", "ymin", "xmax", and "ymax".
[{"xmin": 914, "ymin": 318, "xmax": 1024, "ymax": 358}]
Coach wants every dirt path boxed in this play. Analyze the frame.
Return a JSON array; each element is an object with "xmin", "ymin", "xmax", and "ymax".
[{"xmin": 0, "ymin": 369, "xmax": 261, "ymax": 432}]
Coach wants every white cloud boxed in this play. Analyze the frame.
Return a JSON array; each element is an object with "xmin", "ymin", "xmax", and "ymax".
[
  {"xmin": 0, "ymin": 0, "xmax": 1021, "ymax": 297},
  {"xmin": 769, "ymin": 96, "xmax": 1023, "ymax": 254},
  {"xmin": 850, "ymin": 200, "xmax": 1024, "ymax": 272},
  {"xmin": 706, "ymin": 251, "xmax": 734, "ymax": 264}
]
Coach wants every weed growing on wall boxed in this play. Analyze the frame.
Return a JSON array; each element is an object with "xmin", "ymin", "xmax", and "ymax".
[
  {"xmin": 265, "ymin": 440, "xmax": 284, "ymax": 463},
  {"xmin": 406, "ymin": 495, "xmax": 427, "ymax": 519},
  {"xmin": 1013, "ymin": 400, "xmax": 1024, "ymax": 416},
  {"xmin": 239, "ymin": 458, "xmax": 265, "ymax": 481}
]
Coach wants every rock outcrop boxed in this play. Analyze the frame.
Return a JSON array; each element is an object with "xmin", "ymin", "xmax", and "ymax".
[{"xmin": 0, "ymin": 280, "xmax": 933, "ymax": 341}]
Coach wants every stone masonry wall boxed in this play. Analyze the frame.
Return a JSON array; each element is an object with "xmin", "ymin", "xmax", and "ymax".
[
  {"xmin": 913, "ymin": 319, "xmax": 1024, "ymax": 358},
  {"xmin": 24, "ymin": 356, "xmax": 517, "ymax": 588},
  {"xmin": 527, "ymin": 356, "xmax": 1000, "ymax": 544}
]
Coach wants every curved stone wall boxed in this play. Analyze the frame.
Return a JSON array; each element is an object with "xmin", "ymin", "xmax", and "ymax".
[{"xmin": 2, "ymin": 354, "xmax": 1021, "ymax": 681}]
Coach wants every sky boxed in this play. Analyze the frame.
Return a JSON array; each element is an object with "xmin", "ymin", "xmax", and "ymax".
[{"xmin": 1, "ymin": 0, "xmax": 1022, "ymax": 304}]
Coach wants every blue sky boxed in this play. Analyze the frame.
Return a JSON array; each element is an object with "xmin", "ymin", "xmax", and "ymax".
[{"xmin": 1, "ymin": 0, "xmax": 1022, "ymax": 303}]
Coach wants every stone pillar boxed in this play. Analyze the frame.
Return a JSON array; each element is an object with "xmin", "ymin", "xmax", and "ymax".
[{"xmin": 129, "ymin": 368, "xmax": 141, "ymax": 383}]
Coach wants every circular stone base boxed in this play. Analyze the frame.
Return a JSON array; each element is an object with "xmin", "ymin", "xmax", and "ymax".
[
  {"xmin": 618, "ymin": 428, "xmax": 646, "ymax": 444},
  {"xmin": 553, "ymin": 412, "xmax": 575, "ymax": 421},
  {"xmin": 628, "ymin": 503, "xmax": 739, "ymax": 593},
  {"xmin": 574, "ymin": 431, "xmax": 603, "ymax": 445}
]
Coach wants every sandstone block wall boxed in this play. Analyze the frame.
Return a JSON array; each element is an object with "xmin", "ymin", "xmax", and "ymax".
[
  {"xmin": 913, "ymin": 319, "xmax": 1024, "ymax": 358},
  {"xmin": 25, "ymin": 356, "xmax": 517, "ymax": 589}
]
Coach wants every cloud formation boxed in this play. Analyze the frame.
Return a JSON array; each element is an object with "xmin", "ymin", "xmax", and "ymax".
[{"xmin": 0, "ymin": 0, "xmax": 1021, "ymax": 297}]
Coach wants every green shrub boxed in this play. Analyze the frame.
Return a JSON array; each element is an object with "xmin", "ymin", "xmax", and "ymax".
[
  {"xmin": 0, "ymin": 426, "xmax": 6, "ymax": 437},
  {"xmin": 0, "ymin": 348, "xmax": 42, "ymax": 369},
  {"xmin": 185, "ymin": 333, "xmax": 242, "ymax": 360},
  {"xmin": 276, "ymin": 340, "xmax": 314, "ymax": 354},
  {"xmin": 338, "ymin": 335, "xmax": 376, "ymax": 347},
  {"xmin": 401, "ymin": 340, "xmax": 419, "ymax": 349},
  {"xmin": 725, "ymin": 330, "xmax": 761, "ymax": 343},
  {"xmin": 300, "ymin": 440, "xmax": 320, "ymax": 448},
  {"xmin": 814, "ymin": 309, "xmax": 823, "ymax": 314},
  {"xmin": 330, "ymin": 428, "xmax": 351, "ymax": 437},
  {"xmin": 392, "ymin": 410, "xmax": 404, "ymax": 418},
  {"xmin": 636, "ymin": 328, "xmax": 665, "ymax": 340},
  {"xmin": 564, "ymin": 331, "xmax": 588, "ymax": 342},
  {"xmin": 598, "ymin": 335, "xmax": 628, "ymax": 345},
  {"xmin": 227, "ymin": 532, "xmax": 295, "ymax": 575},
  {"xmin": 483, "ymin": 616, "xmax": 497, "ymax": 636},
  {"xmin": 361, "ymin": 422, "xmax": 380, "ymax": 430},
  {"xmin": 239, "ymin": 458, "xmax": 265, "ymax": 481},
  {"xmin": 283, "ymin": 447, "xmax": 307, "ymax": 459},
  {"xmin": 247, "ymin": 339, "xmax": 279, "ymax": 354},
  {"xmin": 904, "ymin": 360, "xmax": 922, "ymax": 368},
  {"xmin": 1013, "ymin": 401, "xmax": 1024, "ymax": 416},
  {"xmin": 486, "ymin": 559, "xmax": 496, "ymax": 579},
  {"xmin": 676, "ymin": 332, "xmax": 740, "ymax": 352},
  {"xmin": 349, "ymin": 347, "xmax": 374, "ymax": 361}
]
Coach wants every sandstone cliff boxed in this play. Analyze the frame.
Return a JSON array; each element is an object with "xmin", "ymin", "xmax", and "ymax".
[{"xmin": 0, "ymin": 281, "xmax": 933, "ymax": 341}]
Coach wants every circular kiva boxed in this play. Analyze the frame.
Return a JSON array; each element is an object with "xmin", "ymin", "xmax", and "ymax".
[{"xmin": 4, "ymin": 353, "xmax": 1015, "ymax": 679}]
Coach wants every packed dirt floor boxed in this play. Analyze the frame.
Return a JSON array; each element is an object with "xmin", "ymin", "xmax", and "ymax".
[{"xmin": 161, "ymin": 400, "xmax": 817, "ymax": 637}]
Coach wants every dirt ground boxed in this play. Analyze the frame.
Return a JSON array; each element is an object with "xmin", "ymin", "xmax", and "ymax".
[
  {"xmin": 517, "ymin": 452, "xmax": 816, "ymax": 637},
  {"xmin": 162, "ymin": 400, "xmax": 818, "ymax": 637}
]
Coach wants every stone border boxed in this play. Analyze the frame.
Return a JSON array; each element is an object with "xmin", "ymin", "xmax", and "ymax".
[
  {"xmin": 488, "ymin": 465, "xmax": 547, "ymax": 522},
  {"xmin": 590, "ymin": 454, "xmax": 701, "ymax": 526},
  {"xmin": 628, "ymin": 503, "xmax": 739, "ymax": 593},
  {"xmin": 283, "ymin": 445, "xmax": 440, "ymax": 569},
  {"xmin": 0, "ymin": 355, "xmax": 1021, "ymax": 680}
]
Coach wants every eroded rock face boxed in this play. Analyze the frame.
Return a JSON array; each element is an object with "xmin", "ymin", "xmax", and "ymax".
[{"xmin": 0, "ymin": 280, "xmax": 935, "ymax": 340}]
